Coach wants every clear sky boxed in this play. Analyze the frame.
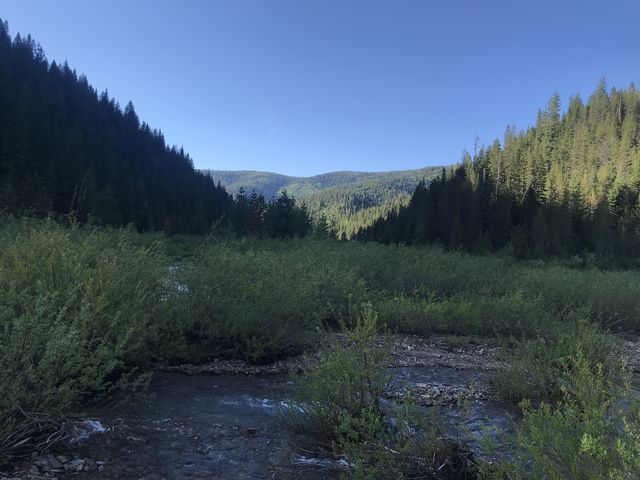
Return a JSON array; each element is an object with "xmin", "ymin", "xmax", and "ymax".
[{"xmin": 2, "ymin": 1, "xmax": 639, "ymax": 176}]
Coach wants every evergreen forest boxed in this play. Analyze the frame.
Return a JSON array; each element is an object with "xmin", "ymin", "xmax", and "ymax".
[{"xmin": 360, "ymin": 82, "xmax": 640, "ymax": 261}]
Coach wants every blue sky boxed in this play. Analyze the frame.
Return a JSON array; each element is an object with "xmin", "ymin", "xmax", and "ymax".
[{"xmin": 2, "ymin": 1, "xmax": 639, "ymax": 176}]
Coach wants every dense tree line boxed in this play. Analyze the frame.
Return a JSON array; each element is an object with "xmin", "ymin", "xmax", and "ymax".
[
  {"xmin": 360, "ymin": 81, "xmax": 640, "ymax": 260},
  {"xmin": 302, "ymin": 184, "xmax": 412, "ymax": 239},
  {"xmin": 0, "ymin": 20, "xmax": 232, "ymax": 234},
  {"xmin": 208, "ymin": 167, "xmax": 441, "ymax": 239},
  {"xmin": 229, "ymin": 188, "xmax": 315, "ymax": 238}
]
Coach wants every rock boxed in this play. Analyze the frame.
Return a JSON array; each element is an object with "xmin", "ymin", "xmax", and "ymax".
[
  {"xmin": 32, "ymin": 460, "xmax": 50, "ymax": 471},
  {"xmin": 46, "ymin": 456, "xmax": 63, "ymax": 470},
  {"xmin": 245, "ymin": 427, "xmax": 257, "ymax": 436},
  {"xmin": 65, "ymin": 459, "xmax": 85, "ymax": 473}
]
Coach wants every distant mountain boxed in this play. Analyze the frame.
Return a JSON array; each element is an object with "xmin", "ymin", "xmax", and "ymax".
[{"xmin": 205, "ymin": 167, "xmax": 443, "ymax": 238}]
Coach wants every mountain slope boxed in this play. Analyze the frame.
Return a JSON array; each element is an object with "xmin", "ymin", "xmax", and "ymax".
[
  {"xmin": 0, "ymin": 20, "xmax": 232, "ymax": 233},
  {"xmin": 360, "ymin": 81, "xmax": 640, "ymax": 260},
  {"xmin": 206, "ymin": 167, "xmax": 443, "ymax": 237}
]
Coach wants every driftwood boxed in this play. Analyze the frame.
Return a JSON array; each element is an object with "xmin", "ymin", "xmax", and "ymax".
[{"xmin": 0, "ymin": 408, "xmax": 67, "ymax": 465}]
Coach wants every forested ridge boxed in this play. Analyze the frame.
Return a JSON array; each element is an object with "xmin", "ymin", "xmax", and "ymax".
[
  {"xmin": 208, "ymin": 166, "xmax": 442, "ymax": 238},
  {"xmin": 360, "ymin": 81, "xmax": 640, "ymax": 260},
  {"xmin": 0, "ymin": 19, "xmax": 232, "ymax": 234}
]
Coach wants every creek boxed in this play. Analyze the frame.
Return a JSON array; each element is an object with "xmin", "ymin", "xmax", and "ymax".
[{"xmin": 67, "ymin": 366, "xmax": 518, "ymax": 480}]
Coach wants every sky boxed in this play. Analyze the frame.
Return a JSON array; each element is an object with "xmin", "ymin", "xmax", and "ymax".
[{"xmin": 2, "ymin": 1, "xmax": 640, "ymax": 176}]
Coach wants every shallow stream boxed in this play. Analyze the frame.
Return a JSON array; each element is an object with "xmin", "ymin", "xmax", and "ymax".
[{"xmin": 66, "ymin": 367, "xmax": 518, "ymax": 479}]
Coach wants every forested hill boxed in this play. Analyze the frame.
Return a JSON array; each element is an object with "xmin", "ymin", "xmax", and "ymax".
[
  {"xmin": 0, "ymin": 20, "xmax": 232, "ymax": 234},
  {"xmin": 360, "ymin": 81, "xmax": 640, "ymax": 260},
  {"xmin": 206, "ymin": 167, "xmax": 442, "ymax": 238}
]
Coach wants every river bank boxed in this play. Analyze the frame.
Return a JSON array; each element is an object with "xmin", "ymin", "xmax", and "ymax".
[{"xmin": 3, "ymin": 332, "xmax": 638, "ymax": 480}]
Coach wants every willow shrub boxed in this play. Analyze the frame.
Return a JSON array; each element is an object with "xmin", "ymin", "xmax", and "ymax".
[
  {"xmin": 491, "ymin": 318, "xmax": 619, "ymax": 404},
  {"xmin": 483, "ymin": 352, "xmax": 640, "ymax": 480},
  {"xmin": 376, "ymin": 291, "xmax": 553, "ymax": 337},
  {"xmin": 160, "ymin": 238, "xmax": 368, "ymax": 363},
  {"xmin": 283, "ymin": 304, "xmax": 390, "ymax": 451},
  {"xmin": 0, "ymin": 220, "xmax": 166, "ymax": 459}
]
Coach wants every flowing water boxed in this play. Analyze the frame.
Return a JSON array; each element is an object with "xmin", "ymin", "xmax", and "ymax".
[{"xmin": 66, "ymin": 367, "xmax": 518, "ymax": 480}]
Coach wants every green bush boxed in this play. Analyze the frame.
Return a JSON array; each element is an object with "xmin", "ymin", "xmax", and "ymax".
[
  {"xmin": 483, "ymin": 352, "xmax": 640, "ymax": 479},
  {"xmin": 520, "ymin": 265, "xmax": 640, "ymax": 330},
  {"xmin": 283, "ymin": 305, "xmax": 476, "ymax": 478},
  {"xmin": 0, "ymin": 220, "xmax": 166, "ymax": 460},
  {"xmin": 491, "ymin": 319, "xmax": 619, "ymax": 404},
  {"xmin": 377, "ymin": 291, "xmax": 552, "ymax": 337},
  {"xmin": 284, "ymin": 304, "xmax": 390, "ymax": 450},
  {"xmin": 161, "ymin": 239, "xmax": 367, "ymax": 363},
  {"xmin": 343, "ymin": 402, "xmax": 476, "ymax": 480}
]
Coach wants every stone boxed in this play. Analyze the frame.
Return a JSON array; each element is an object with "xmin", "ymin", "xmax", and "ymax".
[
  {"xmin": 64, "ymin": 459, "xmax": 85, "ymax": 473},
  {"xmin": 46, "ymin": 457, "xmax": 63, "ymax": 470}
]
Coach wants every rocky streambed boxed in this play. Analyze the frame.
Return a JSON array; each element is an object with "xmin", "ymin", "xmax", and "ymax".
[{"xmin": 0, "ymin": 334, "xmax": 573, "ymax": 479}]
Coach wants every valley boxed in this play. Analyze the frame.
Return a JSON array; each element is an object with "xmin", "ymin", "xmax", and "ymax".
[
  {"xmin": 205, "ymin": 167, "xmax": 443, "ymax": 238},
  {"xmin": 1, "ymin": 7, "xmax": 640, "ymax": 480}
]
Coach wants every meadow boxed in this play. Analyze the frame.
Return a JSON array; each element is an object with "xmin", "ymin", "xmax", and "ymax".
[{"xmin": 1, "ymin": 217, "xmax": 639, "ymax": 477}]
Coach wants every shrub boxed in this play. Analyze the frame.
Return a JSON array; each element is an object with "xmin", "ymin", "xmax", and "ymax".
[
  {"xmin": 483, "ymin": 352, "xmax": 640, "ymax": 479},
  {"xmin": 343, "ymin": 402, "xmax": 477, "ymax": 480},
  {"xmin": 520, "ymin": 265, "xmax": 640, "ymax": 330},
  {"xmin": 491, "ymin": 319, "xmax": 619, "ymax": 404},
  {"xmin": 284, "ymin": 303, "xmax": 390, "ymax": 451},
  {"xmin": 284, "ymin": 305, "xmax": 477, "ymax": 478},
  {"xmin": 0, "ymin": 220, "xmax": 165, "ymax": 461},
  {"xmin": 377, "ymin": 291, "xmax": 551, "ymax": 338},
  {"xmin": 161, "ymin": 239, "xmax": 367, "ymax": 363}
]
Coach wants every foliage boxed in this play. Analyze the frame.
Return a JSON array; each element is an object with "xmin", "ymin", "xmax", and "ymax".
[
  {"xmin": 0, "ymin": 219, "xmax": 165, "ymax": 461},
  {"xmin": 284, "ymin": 304, "xmax": 390, "ymax": 450},
  {"xmin": 3, "ymin": 218, "xmax": 640, "ymax": 472},
  {"xmin": 0, "ymin": 19, "xmax": 232, "ymax": 234},
  {"xmin": 376, "ymin": 291, "xmax": 552, "ymax": 338},
  {"xmin": 160, "ymin": 238, "xmax": 640, "ymax": 347},
  {"xmin": 284, "ymin": 304, "xmax": 477, "ymax": 478},
  {"xmin": 343, "ymin": 402, "xmax": 477, "ymax": 480},
  {"xmin": 491, "ymin": 319, "xmax": 619, "ymax": 404},
  {"xmin": 482, "ymin": 353, "xmax": 640, "ymax": 480},
  {"xmin": 160, "ymin": 239, "xmax": 367, "ymax": 363},
  {"xmin": 360, "ymin": 82, "xmax": 640, "ymax": 261}
]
